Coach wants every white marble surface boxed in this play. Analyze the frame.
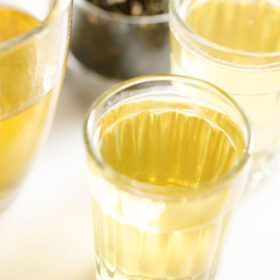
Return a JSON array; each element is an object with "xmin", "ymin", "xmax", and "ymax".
[{"xmin": 0, "ymin": 68, "xmax": 279, "ymax": 280}]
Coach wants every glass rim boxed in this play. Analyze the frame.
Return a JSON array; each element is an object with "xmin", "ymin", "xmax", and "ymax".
[
  {"xmin": 169, "ymin": 0, "xmax": 280, "ymax": 59},
  {"xmin": 75, "ymin": 0, "xmax": 168, "ymax": 24},
  {"xmin": 84, "ymin": 75, "xmax": 254, "ymax": 200},
  {"xmin": 0, "ymin": 0, "xmax": 73, "ymax": 52}
]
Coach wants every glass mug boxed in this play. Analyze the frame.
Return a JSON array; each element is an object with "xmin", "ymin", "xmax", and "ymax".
[
  {"xmin": 169, "ymin": 0, "xmax": 280, "ymax": 189},
  {"xmin": 0, "ymin": 0, "xmax": 72, "ymax": 208},
  {"xmin": 84, "ymin": 75, "xmax": 253, "ymax": 280}
]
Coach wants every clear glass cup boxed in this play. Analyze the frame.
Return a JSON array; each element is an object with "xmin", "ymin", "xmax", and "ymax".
[
  {"xmin": 169, "ymin": 0, "xmax": 280, "ymax": 190},
  {"xmin": 0, "ymin": 0, "xmax": 72, "ymax": 209},
  {"xmin": 84, "ymin": 75, "xmax": 253, "ymax": 280}
]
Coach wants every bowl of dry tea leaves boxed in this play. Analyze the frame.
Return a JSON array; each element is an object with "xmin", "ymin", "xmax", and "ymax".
[{"xmin": 70, "ymin": 0, "xmax": 169, "ymax": 81}]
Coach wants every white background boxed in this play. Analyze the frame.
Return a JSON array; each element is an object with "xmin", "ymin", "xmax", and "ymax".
[{"xmin": 0, "ymin": 67, "xmax": 279, "ymax": 280}]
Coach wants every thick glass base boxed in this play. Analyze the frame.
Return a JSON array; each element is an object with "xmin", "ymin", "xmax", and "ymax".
[
  {"xmin": 96, "ymin": 261, "xmax": 216, "ymax": 280},
  {"xmin": 245, "ymin": 152, "xmax": 280, "ymax": 192},
  {"xmin": 0, "ymin": 191, "xmax": 18, "ymax": 213}
]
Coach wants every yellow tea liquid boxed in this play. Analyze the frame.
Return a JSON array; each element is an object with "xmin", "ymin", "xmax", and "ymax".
[
  {"xmin": 184, "ymin": 0, "xmax": 280, "ymax": 53},
  {"xmin": 170, "ymin": 0, "xmax": 280, "ymax": 183},
  {"xmin": 0, "ymin": 8, "xmax": 58, "ymax": 203},
  {"xmin": 89, "ymin": 96, "xmax": 246, "ymax": 280}
]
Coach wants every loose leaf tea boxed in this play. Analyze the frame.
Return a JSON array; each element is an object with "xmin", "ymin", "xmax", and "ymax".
[
  {"xmin": 87, "ymin": 0, "xmax": 168, "ymax": 16},
  {"xmin": 70, "ymin": 0, "xmax": 169, "ymax": 80}
]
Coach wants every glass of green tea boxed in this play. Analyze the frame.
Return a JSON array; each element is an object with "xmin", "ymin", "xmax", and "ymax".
[
  {"xmin": 169, "ymin": 0, "xmax": 280, "ymax": 189},
  {"xmin": 84, "ymin": 75, "xmax": 253, "ymax": 280},
  {"xmin": 0, "ymin": 0, "xmax": 72, "ymax": 208}
]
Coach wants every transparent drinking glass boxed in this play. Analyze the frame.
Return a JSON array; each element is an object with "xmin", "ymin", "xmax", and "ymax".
[
  {"xmin": 169, "ymin": 0, "xmax": 280, "ymax": 190},
  {"xmin": 0, "ymin": 0, "xmax": 72, "ymax": 208},
  {"xmin": 84, "ymin": 75, "xmax": 253, "ymax": 280}
]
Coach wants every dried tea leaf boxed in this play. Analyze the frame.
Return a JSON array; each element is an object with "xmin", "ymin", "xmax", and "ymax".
[
  {"xmin": 130, "ymin": 0, "xmax": 143, "ymax": 16},
  {"xmin": 86, "ymin": 0, "xmax": 168, "ymax": 16}
]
